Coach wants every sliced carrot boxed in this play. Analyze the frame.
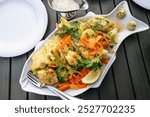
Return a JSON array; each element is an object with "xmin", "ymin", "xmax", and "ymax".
[
  {"xmin": 89, "ymin": 50, "xmax": 97, "ymax": 56},
  {"xmin": 74, "ymin": 75, "xmax": 83, "ymax": 83},
  {"xmin": 82, "ymin": 69, "xmax": 90, "ymax": 76},
  {"xmin": 57, "ymin": 84, "xmax": 70, "ymax": 91},
  {"xmin": 99, "ymin": 43, "xmax": 104, "ymax": 56},
  {"xmin": 97, "ymin": 32, "xmax": 114, "ymax": 53},
  {"xmin": 70, "ymin": 70, "xmax": 83, "ymax": 83},
  {"xmin": 57, "ymin": 69, "xmax": 90, "ymax": 90},
  {"xmin": 56, "ymin": 23, "xmax": 60, "ymax": 31},
  {"xmin": 74, "ymin": 69, "xmax": 90, "ymax": 82},
  {"xmin": 69, "ymin": 83, "xmax": 80, "ymax": 89},
  {"xmin": 80, "ymin": 36, "xmax": 88, "ymax": 45},
  {"xmin": 96, "ymin": 42, "xmax": 103, "ymax": 56},
  {"xmin": 57, "ymin": 35, "xmax": 71, "ymax": 50},
  {"xmin": 69, "ymin": 77, "xmax": 77, "ymax": 83},
  {"xmin": 68, "ymin": 73, "xmax": 73, "ymax": 80},
  {"xmin": 88, "ymin": 38, "xmax": 97, "ymax": 49},
  {"xmin": 63, "ymin": 34, "xmax": 69, "ymax": 39},
  {"xmin": 78, "ymin": 81, "xmax": 88, "ymax": 88},
  {"xmin": 101, "ymin": 32, "xmax": 114, "ymax": 53},
  {"xmin": 80, "ymin": 35, "xmax": 97, "ymax": 50},
  {"xmin": 101, "ymin": 58, "xmax": 108, "ymax": 64},
  {"xmin": 69, "ymin": 83, "xmax": 87, "ymax": 89},
  {"xmin": 57, "ymin": 82, "xmax": 69, "ymax": 87}
]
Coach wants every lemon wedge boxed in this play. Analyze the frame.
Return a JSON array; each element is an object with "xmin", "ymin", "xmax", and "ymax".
[{"xmin": 82, "ymin": 69, "xmax": 101, "ymax": 84}]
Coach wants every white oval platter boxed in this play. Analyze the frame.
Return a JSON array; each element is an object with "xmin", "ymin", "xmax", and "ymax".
[{"xmin": 20, "ymin": 1, "xmax": 149, "ymax": 96}]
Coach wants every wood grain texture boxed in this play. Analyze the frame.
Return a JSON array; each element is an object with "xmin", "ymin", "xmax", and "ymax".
[
  {"xmin": 99, "ymin": 69, "xmax": 118, "ymax": 100},
  {"xmin": 0, "ymin": 58, "xmax": 10, "ymax": 100},
  {"xmin": 113, "ymin": 44, "xmax": 135, "ymax": 100},
  {"xmin": 10, "ymin": 55, "xmax": 27, "ymax": 100},
  {"xmin": 127, "ymin": 0, "xmax": 150, "ymax": 99}
]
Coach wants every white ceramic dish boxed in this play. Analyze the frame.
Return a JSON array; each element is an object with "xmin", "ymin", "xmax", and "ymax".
[
  {"xmin": 0, "ymin": 0, "xmax": 48, "ymax": 57},
  {"xmin": 132, "ymin": 0, "xmax": 150, "ymax": 10},
  {"xmin": 47, "ymin": 0, "xmax": 89, "ymax": 12},
  {"xmin": 20, "ymin": 1, "xmax": 149, "ymax": 96}
]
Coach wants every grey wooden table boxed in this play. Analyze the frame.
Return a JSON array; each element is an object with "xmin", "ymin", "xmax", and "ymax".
[{"xmin": 0, "ymin": 0, "xmax": 150, "ymax": 100}]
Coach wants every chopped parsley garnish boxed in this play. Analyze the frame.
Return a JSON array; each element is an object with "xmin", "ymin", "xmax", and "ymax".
[{"xmin": 56, "ymin": 21, "xmax": 80, "ymax": 40}]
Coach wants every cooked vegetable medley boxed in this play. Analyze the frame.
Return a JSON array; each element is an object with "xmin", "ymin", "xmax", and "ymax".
[{"xmin": 30, "ymin": 15, "xmax": 120, "ymax": 91}]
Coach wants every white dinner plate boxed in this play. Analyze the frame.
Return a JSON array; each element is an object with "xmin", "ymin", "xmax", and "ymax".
[
  {"xmin": 0, "ymin": 0, "xmax": 48, "ymax": 57},
  {"xmin": 132, "ymin": 0, "xmax": 150, "ymax": 10}
]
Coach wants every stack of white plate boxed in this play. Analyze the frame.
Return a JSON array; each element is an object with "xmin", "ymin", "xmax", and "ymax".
[{"xmin": 132, "ymin": 0, "xmax": 150, "ymax": 10}]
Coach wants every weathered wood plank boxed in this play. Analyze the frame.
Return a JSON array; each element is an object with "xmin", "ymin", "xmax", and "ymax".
[
  {"xmin": 113, "ymin": 43, "xmax": 135, "ymax": 99},
  {"xmin": 46, "ymin": 96, "xmax": 61, "ymax": 100},
  {"xmin": 81, "ymin": 89, "xmax": 99, "ymax": 100},
  {"xmin": 100, "ymin": 0, "xmax": 115, "ymax": 14},
  {"xmin": 0, "ymin": 58, "xmax": 10, "ymax": 100},
  {"xmin": 10, "ymin": 55, "xmax": 27, "ymax": 100},
  {"xmin": 28, "ymin": 93, "xmax": 45, "ymax": 100},
  {"xmin": 127, "ymin": 0, "xmax": 150, "ymax": 99},
  {"xmin": 125, "ymin": 34, "xmax": 150, "ymax": 99},
  {"xmin": 87, "ymin": 0, "xmax": 101, "ymax": 14},
  {"xmin": 99, "ymin": 69, "xmax": 118, "ymax": 100}
]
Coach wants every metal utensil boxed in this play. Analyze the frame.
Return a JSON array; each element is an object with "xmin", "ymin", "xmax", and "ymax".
[
  {"xmin": 27, "ymin": 71, "xmax": 81, "ymax": 100},
  {"xmin": 47, "ymin": 0, "xmax": 89, "ymax": 19}
]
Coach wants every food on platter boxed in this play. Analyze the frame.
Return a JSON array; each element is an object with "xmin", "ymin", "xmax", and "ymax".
[
  {"xmin": 19, "ymin": 1, "xmax": 149, "ymax": 97},
  {"xmin": 30, "ymin": 15, "xmax": 121, "ymax": 91}
]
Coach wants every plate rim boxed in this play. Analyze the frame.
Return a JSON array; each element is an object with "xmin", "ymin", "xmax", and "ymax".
[
  {"xmin": 132, "ymin": 0, "xmax": 150, "ymax": 10},
  {"xmin": 0, "ymin": 0, "xmax": 48, "ymax": 57}
]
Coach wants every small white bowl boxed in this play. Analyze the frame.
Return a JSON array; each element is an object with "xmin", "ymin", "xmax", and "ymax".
[{"xmin": 47, "ymin": 0, "xmax": 89, "ymax": 19}]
